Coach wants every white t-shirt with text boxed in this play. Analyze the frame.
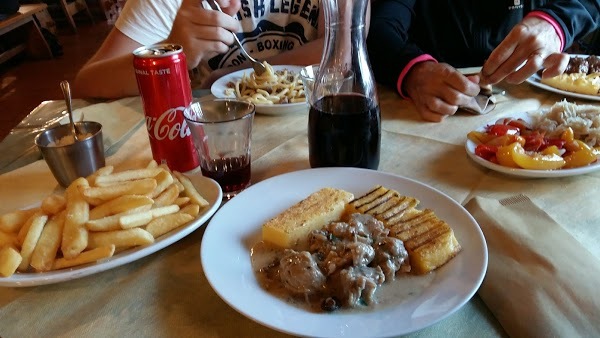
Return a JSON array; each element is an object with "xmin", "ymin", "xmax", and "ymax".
[{"xmin": 116, "ymin": 0, "xmax": 320, "ymax": 84}]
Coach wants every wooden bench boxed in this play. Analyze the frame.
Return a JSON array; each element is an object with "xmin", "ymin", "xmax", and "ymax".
[{"xmin": 0, "ymin": 4, "xmax": 53, "ymax": 65}]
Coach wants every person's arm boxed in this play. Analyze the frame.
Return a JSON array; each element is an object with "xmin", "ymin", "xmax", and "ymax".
[
  {"xmin": 480, "ymin": 16, "xmax": 567, "ymax": 85},
  {"xmin": 200, "ymin": 8, "xmax": 326, "ymax": 88},
  {"xmin": 74, "ymin": 0, "xmax": 173, "ymax": 99},
  {"xmin": 367, "ymin": 0, "xmax": 480, "ymax": 122},
  {"xmin": 481, "ymin": 0, "xmax": 600, "ymax": 85},
  {"xmin": 74, "ymin": 0, "xmax": 241, "ymax": 99},
  {"xmin": 74, "ymin": 28, "xmax": 142, "ymax": 99},
  {"xmin": 367, "ymin": 0, "xmax": 427, "ymax": 92},
  {"xmin": 199, "ymin": 39, "xmax": 324, "ymax": 88},
  {"xmin": 533, "ymin": 0, "xmax": 600, "ymax": 49}
]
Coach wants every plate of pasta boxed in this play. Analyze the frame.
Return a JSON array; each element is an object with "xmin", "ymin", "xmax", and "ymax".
[{"xmin": 211, "ymin": 64, "xmax": 308, "ymax": 115}]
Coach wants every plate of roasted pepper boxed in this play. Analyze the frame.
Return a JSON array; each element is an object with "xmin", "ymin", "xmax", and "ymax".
[{"xmin": 465, "ymin": 111, "xmax": 600, "ymax": 178}]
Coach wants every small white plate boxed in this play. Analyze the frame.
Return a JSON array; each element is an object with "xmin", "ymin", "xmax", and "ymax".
[
  {"xmin": 526, "ymin": 54, "xmax": 600, "ymax": 102},
  {"xmin": 211, "ymin": 65, "xmax": 308, "ymax": 115},
  {"xmin": 201, "ymin": 167, "xmax": 488, "ymax": 338},
  {"xmin": 465, "ymin": 111, "xmax": 600, "ymax": 178},
  {"xmin": 0, "ymin": 173, "xmax": 222, "ymax": 287}
]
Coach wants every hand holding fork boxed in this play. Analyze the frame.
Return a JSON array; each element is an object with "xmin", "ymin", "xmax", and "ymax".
[
  {"xmin": 206, "ymin": 0, "xmax": 267, "ymax": 75},
  {"xmin": 166, "ymin": 0, "xmax": 242, "ymax": 70}
]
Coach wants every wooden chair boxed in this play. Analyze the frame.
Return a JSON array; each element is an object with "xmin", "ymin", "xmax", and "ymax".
[{"xmin": 46, "ymin": 0, "xmax": 94, "ymax": 33}]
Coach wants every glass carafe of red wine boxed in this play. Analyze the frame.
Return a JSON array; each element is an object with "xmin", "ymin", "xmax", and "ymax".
[{"xmin": 308, "ymin": 0, "xmax": 381, "ymax": 169}]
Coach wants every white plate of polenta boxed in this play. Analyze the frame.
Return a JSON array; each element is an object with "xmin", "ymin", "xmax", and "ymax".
[
  {"xmin": 201, "ymin": 167, "xmax": 488, "ymax": 338},
  {"xmin": 526, "ymin": 54, "xmax": 600, "ymax": 101}
]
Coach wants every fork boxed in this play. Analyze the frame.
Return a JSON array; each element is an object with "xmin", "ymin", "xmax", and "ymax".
[{"xmin": 208, "ymin": 0, "xmax": 267, "ymax": 76}]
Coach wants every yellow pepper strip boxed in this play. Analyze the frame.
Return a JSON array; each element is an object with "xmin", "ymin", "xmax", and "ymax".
[
  {"xmin": 510, "ymin": 142, "xmax": 566, "ymax": 170},
  {"xmin": 514, "ymin": 135, "xmax": 526, "ymax": 146},
  {"xmin": 575, "ymin": 140, "xmax": 592, "ymax": 151},
  {"xmin": 563, "ymin": 141, "xmax": 598, "ymax": 168},
  {"xmin": 486, "ymin": 134, "xmax": 525, "ymax": 147},
  {"xmin": 467, "ymin": 131, "xmax": 494, "ymax": 145},
  {"xmin": 541, "ymin": 145, "xmax": 561, "ymax": 156},
  {"xmin": 496, "ymin": 143, "xmax": 520, "ymax": 168},
  {"xmin": 561, "ymin": 127, "xmax": 574, "ymax": 142},
  {"xmin": 564, "ymin": 140, "xmax": 581, "ymax": 152}
]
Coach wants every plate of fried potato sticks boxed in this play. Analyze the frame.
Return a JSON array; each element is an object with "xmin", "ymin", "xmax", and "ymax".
[{"xmin": 0, "ymin": 161, "xmax": 222, "ymax": 287}]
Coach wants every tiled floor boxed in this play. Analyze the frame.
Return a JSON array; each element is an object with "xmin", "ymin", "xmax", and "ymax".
[{"xmin": 0, "ymin": 20, "xmax": 112, "ymax": 141}]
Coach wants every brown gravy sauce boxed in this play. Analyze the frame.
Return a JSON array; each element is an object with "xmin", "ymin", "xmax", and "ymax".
[{"xmin": 250, "ymin": 241, "xmax": 435, "ymax": 313}]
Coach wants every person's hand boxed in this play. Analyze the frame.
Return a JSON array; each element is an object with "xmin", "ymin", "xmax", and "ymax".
[
  {"xmin": 403, "ymin": 62, "xmax": 481, "ymax": 122},
  {"xmin": 481, "ymin": 16, "xmax": 570, "ymax": 85},
  {"xmin": 167, "ymin": 0, "xmax": 241, "ymax": 69}
]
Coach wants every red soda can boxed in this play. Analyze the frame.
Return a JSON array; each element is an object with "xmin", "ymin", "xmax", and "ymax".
[{"xmin": 133, "ymin": 43, "xmax": 199, "ymax": 172}]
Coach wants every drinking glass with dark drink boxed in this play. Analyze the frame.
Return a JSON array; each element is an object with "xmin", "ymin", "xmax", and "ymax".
[{"xmin": 184, "ymin": 99, "xmax": 255, "ymax": 200}]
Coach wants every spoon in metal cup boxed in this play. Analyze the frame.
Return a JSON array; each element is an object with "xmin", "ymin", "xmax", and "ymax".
[
  {"xmin": 60, "ymin": 80, "xmax": 84, "ymax": 142},
  {"xmin": 208, "ymin": 0, "xmax": 267, "ymax": 76}
]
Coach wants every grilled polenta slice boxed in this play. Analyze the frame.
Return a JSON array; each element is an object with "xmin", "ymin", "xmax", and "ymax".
[
  {"xmin": 390, "ymin": 209, "xmax": 438, "ymax": 241},
  {"xmin": 349, "ymin": 185, "xmax": 461, "ymax": 274},
  {"xmin": 541, "ymin": 72, "xmax": 600, "ymax": 96},
  {"xmin": 262, "ymin": 188, "xmax": 354, "ymax": 249},
  {"xmin": 404, "ymin": 221, "xmax": 461, "ymax": 274},
  {"xmin": 347, "ymin": 186, "xmax": 419, "ymax": 219}
]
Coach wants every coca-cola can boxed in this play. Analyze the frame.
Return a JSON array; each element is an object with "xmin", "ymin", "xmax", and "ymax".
[{"xmin": 133, "ymin": 43, "xmax": 199, "ymax": 172}]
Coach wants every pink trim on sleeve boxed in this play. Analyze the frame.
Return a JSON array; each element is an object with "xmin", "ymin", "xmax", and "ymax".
[
  {"xmin": 396, "ymin": 55, "xmax": 437, "ymax": 99},
  {"xmin": 526, "ymin": 11, "xmax": 565, "ymax": 51}
]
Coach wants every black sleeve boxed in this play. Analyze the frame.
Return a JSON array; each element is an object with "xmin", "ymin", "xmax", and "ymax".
[
  {"xmin": 366, "ymin": 0, "xmax": 600, "ymax": 92},
  {"xmin": 535, "ymin": 0, "xmax": 600, "ymax": 49},
  {"xmin": 366, "ymin": 0, "xmax": 424, "ymax": 91}
]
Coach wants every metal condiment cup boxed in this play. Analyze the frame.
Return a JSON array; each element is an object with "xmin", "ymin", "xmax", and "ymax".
[{"xmin": 35, "ymin": 121, "xmax": 105, "ymax": 188}]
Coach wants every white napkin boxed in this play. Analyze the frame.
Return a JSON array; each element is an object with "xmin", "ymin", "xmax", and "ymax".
[
  {"xmin": 0, "ymin": 97, "xmax": 145, "ymax": 175},
  {"xmin": 459, "ymin": 94, "xmax": 497, "ymax": 115},
  {"xmin": 59, "ymin": 96, "xmax": 145, "ymax": 155},
  {"xmin": 455, "ymin": 67, "xmax": 498, "ymax": 115}
]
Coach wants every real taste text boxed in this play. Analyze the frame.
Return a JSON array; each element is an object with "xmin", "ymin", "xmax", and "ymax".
[{"xmin": 135, "ymin": 68, "xmax": 171, "ymax": 76}]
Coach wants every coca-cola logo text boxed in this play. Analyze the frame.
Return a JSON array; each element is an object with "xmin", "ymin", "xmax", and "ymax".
[{"xmin": 145, "ymin": 106, "xmax": 191, "ymax": 141}]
